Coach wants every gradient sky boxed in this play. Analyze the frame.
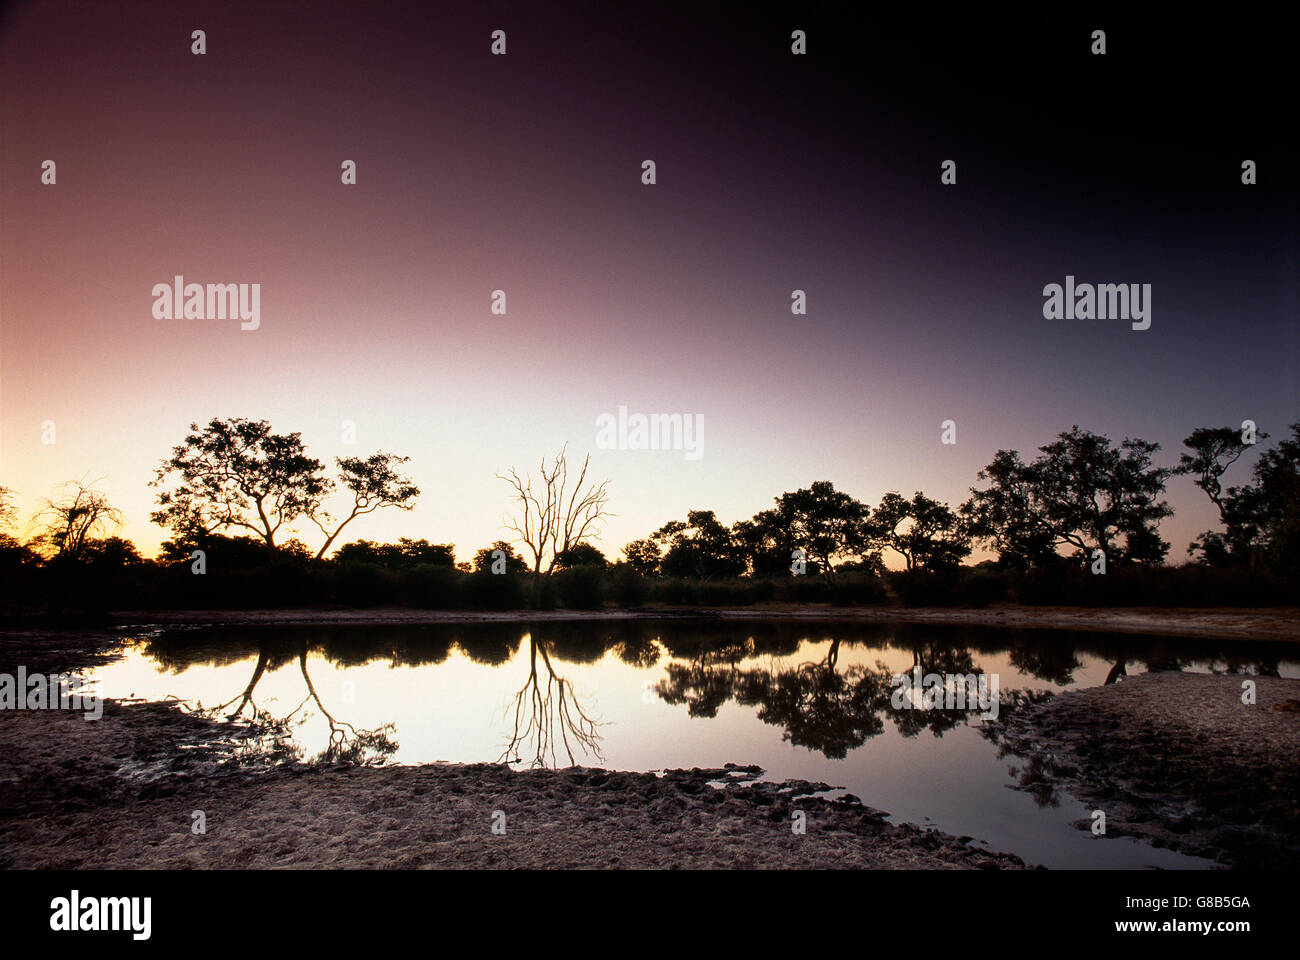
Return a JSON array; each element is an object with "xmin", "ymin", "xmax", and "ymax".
[{"xmin": 1, "ymin": 2, "xmax": 1295, "ymax": 565}]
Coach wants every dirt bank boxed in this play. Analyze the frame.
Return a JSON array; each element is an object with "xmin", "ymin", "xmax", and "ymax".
[
  {"xmin": 987, "ymin": 671, "xmax": 1300, "ymax": 868},
  {"xmin": 0, "ymin": 696, "xmax": 1029, "ymax": 869}
]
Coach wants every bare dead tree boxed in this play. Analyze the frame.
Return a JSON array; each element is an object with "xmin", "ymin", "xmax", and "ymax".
[{"xmin": 497, "ymin": 445, "xmax": 612, "ymax": 601}]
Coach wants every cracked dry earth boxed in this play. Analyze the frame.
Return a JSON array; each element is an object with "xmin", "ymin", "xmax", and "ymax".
[
  {"xmin": 990, "ymin": 671, "xmax": 1300, "ymax": 868},
  {"xmin": 0, "ymin": 699, "xmax": 1030, "ymax": 870}
]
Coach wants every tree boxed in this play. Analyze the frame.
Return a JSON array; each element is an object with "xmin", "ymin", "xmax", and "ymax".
[
  {"xmin": 1235, "ymin": 421, "xmax": 1300, "ymax": 574},
  {"xmin": 151, "ymin": 418, "xmax": 329, "ymax": 549},
  {"xmin": 554, "ymin": 542, "xmax": 608, "ymax": 569},
  {"xmin": 498, "ymin": 446, "xmax": 612, "ymax": 600},
  {"xmin": 961, "ymin": 450, "xmax": 1059, "ymax": 569},
  {"xmin": 1174, "ymin": 426, "xmax": 1267, "ymax": 565},
  {"xmin": 620, "ymin": 537, "xmax": 662, "ymax": 575},
  {"xmin": 151, "ymin": 418, "xmax": 418, "ymax": 557},
  {"xmin": 651, "ymin": 509, "xmax": 744, "ymax": 580},
  {"xmin": 965, "ymin": 427, "xmax": 1172, "ymax": 567},
  {"xmin": 870, "ymin": 491, "xmax": 971, "ymax": 572},
  {"xmin": 730, "ymin": 510, "xmax": 793, "ymax": 578},
  {"xmin": 473, "ymin": 540, "xmax": 528, "ymax": 573},
  {"xmin": 0, "ymin": 486, "xmax": 16, "ymax": 531},
  {"xmin": 31, "ymin": 480, "xmax": 125, "ymax": 561},
  {"xmin": 1033, "ymin": 427, "xmax": 1172, "ymax": 564},
  {"xmin": 773, "ymin": 481, "xmax": 872, "ymax": 581},
  {"xmin": 309, "ymin": 453, "xmax": 420, "ymax": 559}
]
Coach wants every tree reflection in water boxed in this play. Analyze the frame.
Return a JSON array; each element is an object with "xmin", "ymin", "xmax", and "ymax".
[
  {"xmin": 499, "ymin": 633, "xmax": 605, "ymax": 767},
  {"xmin": 656, "ymin": 635, "xmax": 1007, "ymax": 759},
  {"xmin": 196, "ymin": 639, "xmax": 397, "ymax": 765}
]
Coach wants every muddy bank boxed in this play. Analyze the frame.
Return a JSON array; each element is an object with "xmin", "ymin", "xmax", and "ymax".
[
  {"xmin": 107, "ymin": 604, "xmax": 1300, "ymax": 642},
  {"xmin": 0, "ymin": 696, "xmax": 1029, "ymax": 870},
  {"xmin": 987, "ymin": 671, "xmax": 1300, "ymax": 868}
]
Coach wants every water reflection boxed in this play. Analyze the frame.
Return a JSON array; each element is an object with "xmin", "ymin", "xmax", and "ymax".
[
  {"xmin": 501, "ymin": 634, "xmax": 604, "ymax": 767},
  {"xmin": 177, "ymin": 635, "xmax": 399, "ymax": 765},
  {"xmin": 102, "ymin": 620, "xmax": 1295, "ymax": 869},
  {"xmin": 128, "ymin": 620, "xmax": 1293, "ymax": 771}
]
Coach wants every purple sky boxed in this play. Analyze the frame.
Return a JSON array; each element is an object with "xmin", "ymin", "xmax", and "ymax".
[{"xmin": 2, "ymin": 2, "xmax": 1295, "ymax": 564}]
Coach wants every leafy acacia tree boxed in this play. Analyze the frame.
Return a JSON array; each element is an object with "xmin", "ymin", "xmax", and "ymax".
[
  {"xmin": 309, "ymin": 453, "xmax": 420, "ymax": 559},
  {"xmin": 151, "ymin": 418, "xmax": 328, "ymax": 548},
  {"xmin": 151, "ymin": 418, "xmax": 418, "ymax": 557},
  {"xmin": 965, "ymin": 426, "xmax": 1172, "ymax": 566},
  {"xmin": 730, "ymin": 509, "xmax": 794, "ymax": 578},
  {"xmin": 870, "ymin": 491, "xmax": 970, "ymax": 572},
  {"xmin": 961, "ymin": 450, "xmax": 1059, "ymax": 569}
]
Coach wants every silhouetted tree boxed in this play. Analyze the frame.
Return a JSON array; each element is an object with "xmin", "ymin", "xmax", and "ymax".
[
  {"xmin": 965, "ymin": 426, "xmax": 1172, "ymax": 566},
  {"xmin": 498, "ymin": 445, "xmax": 612, "ymax": 601},
  {"xmin": 651, "ymin": 509, "xmax": 744, "ymax": 580},
  {"xmin": 152, "ymin": 418, "xmax": 418, "ymax": 559},
  {"xmin": 1236, "ymin": 421, "xmax": 1300, "ymax": 575},
  {"xmin": 553, "ymin": 542, "xmax": 608, "ymax": 569},
  {"xmin": 31, "ymin": 479, "xmax": 124, "ymax": 561},
  {"xmin": 870, "ymin": 491, "xmax": 971, "ymax": 571},
  {"xmin": 472, "ymin": 539, "xmax": 528, "ymax": 573},
  {"xmin": 151, "ymin": 418, "xmax": 329, "ymax": 549},
  {"xmin": 1174, "ymin": 425, "xmax": 1266, "ymax": 565},
  {"xmin": 774, "ymin": 481, "xmax": 873, "ymax": 581},
  {"xmin": 309, "ymin": 453, "xmax": 420, "ymax": 559},
  {"xmin": 620, "ymin": 537, "xmax": 662, "ymax": 575}
]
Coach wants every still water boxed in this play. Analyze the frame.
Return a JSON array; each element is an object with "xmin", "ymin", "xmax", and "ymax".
[{"xmin": 88, "ymin": 618, "xmax": 1299, "ymax": 869}]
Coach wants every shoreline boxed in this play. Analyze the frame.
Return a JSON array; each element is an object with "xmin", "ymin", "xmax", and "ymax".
[
  {"xmin": 0, "ymin": 694, "xmax": 1031, "ymax": 870},
  {"xmin": 99, "ymin": 604, "xmax": 1300, "ymax": 643},
  {"xmin": 988, "ymin": 671, "xmax": 1300, "ymax": 869},
  {"xmin": 4, "ymin": 611, "xmax": 1298, "ymax": 869}
]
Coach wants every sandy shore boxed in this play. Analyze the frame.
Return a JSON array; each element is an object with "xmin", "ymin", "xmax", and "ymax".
[
  {"xmin": 107, "ymin": 604, "xmax": 1300, "ymax": 642},
  {"xmin": 987, "ymin": 671, "xmax": 1300, "ymax": 868},
  {"xmin": 0, "ymin": 696, "xmax": 1028, "ymax": 869}
]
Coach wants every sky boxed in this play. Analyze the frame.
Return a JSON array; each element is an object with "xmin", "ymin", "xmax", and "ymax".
[{"xmin": 1, "ymin": 1, "xmax": 1295, "ymax": 565}]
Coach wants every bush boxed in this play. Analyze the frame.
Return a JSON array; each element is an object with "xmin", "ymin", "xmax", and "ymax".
[
  {"xmin": 956, "ymin": 569, "xmax": 1009, "ymax": 607},
  {"xmin": 652, "ymin": 578, "xmax": 698, "ymax": 605},
  {"xmin": 554, "ymin": 564, "xmax": 607, "ymax": 609},
  {"xmin": 609, "ymin": 565, "xmax": 648, "ymax": 607},
  {"xmin": 402, "ymin": 564, "xmax": 460, "ymax": 608},
  {"xmin": 891, "ymin": 569, "xmax": 960, "ymax": 607},
  {"xmin": 460, "ymin": 571, "xmax": 528, "ymax": 609},
  {"xmin": 830, "ymin": 574, "xmax": 889, "ymax": 606},
  {"xmin": 698, "ymin": 579, "xmax": 758, "ymax": 606}
]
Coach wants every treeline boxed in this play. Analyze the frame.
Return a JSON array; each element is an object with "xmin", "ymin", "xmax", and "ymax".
[{"xmin": 0, "ymin": 418, "xmax": 1296, "ymax": 615}]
